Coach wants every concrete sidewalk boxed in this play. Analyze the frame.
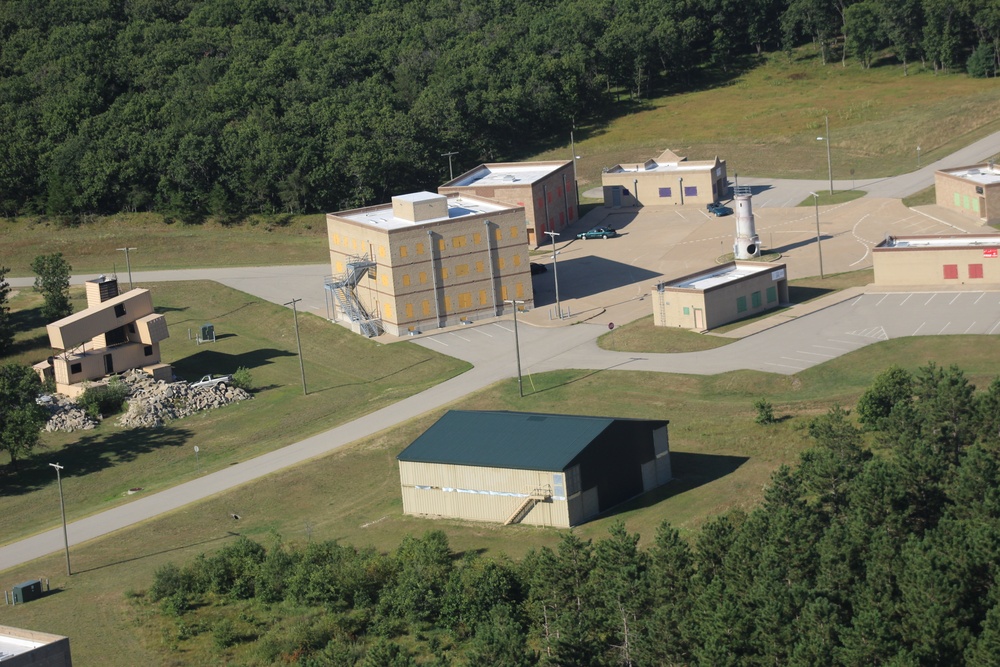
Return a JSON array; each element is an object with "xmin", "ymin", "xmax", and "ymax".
[{"xmin": 713, "ymin": 286, "xmax": 868, "ymax": 339}]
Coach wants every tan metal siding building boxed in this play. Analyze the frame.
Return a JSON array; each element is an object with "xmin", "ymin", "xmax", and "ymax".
[
  {"xmin": 652, "ymin": 262, "xmax": 789, "ymax": 331},
  {"xmin": 873, "ymin": 235, "xmax": 1000, "ymax": 286},
  {"xmin": 602, "ymin": 149, "xmax": 728, "ymax": 209},
  {"xmin": 439, "ymin": 161, "xmax": 578, "ymax": 248},
  {"xmin": 326, "ymin": 192, "xmax": 533, "ymax": 337},
  {"xmin": 397, "ymin": 411, "xmax": 671, "ymax": 528},
  {"xmin": 934, "ymin": 164, "xmax": 1000, "ymax": 225}
]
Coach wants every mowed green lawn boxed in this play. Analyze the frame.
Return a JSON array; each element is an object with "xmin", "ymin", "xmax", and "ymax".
[
  {"xmin": 4, "ymin": 335, "xmax": 1000, "ymax": 665},
  {"xmin": 0, "ymin": 281, "xmax": 470, "ymax": 545},
  {"xmin": 534, "ymin": 52, "xmax": 1000, "ymax": 193}
]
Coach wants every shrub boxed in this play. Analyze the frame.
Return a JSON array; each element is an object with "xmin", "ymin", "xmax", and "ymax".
[
  {"xmin": 754, "ymin": 398, "xmax": 775, "ymax": 425},
  {"xmin": 967, "ymin": 43, "xmax": 996, "ymax": 78},
  {"xmin": 213, "ymin": 619, "xmax": 239, "ymax": 649},
  {"xmin": 78, "ymin": 376, "xmax": 130, "ymax": 419},
  {"xmin": 231, "ymin": 366, "xmax": 254, "ymax": 392}
]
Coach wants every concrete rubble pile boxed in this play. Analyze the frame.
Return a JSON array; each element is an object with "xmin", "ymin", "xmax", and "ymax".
[
  {"xmin": 42, "ymin": 369, "xmax": 253, "ymax": 432},
  {"xmin": 42, "ymin": 395, "xmax": 98, "ymax": 433},
  {"xmin": 116, "ymin": 369, "xmax": 252, "ymax": 428}
]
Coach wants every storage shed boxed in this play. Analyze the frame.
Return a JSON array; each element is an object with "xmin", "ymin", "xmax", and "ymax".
[
  {"xmin": 397, "ymin": 410, "xmax": 671, "ymax": 528},
  {"xmin": 873, "ymin": 234, "xmax": 1000, "ymax": 286}
]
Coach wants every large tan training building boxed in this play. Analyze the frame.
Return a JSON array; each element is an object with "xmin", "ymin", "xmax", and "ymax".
[
  {"xmin": 0, "ymin": 624, "xmax": 73, "ymax": 666},
  {"xmin": 934, "ymin": 163, "xmax": 1000, "ymax": 225},
  {"xmin": 873, "ymin": 235, "xmax": 1000, "ymax": 287},
  {"xmin": 325, "ymin": 192, "xmax": 533, "ymax": 337},
  {"xmin": 397, "ymin": 410, "xmax": 672, "ymax": 528},
  {"xmin": 602, "ymin": 149, "xmax": 728, "ymax": 208},
  {"xmin": 439, "ymin": 161, "xmax": 578, "ymax": 248},
  {"xmin": 33, "ymin": 276, "xmax": 171, "ymax": 397},
  {"xmin": 652, "ymin": 261, "xmax": 789, "ymax": 331}
]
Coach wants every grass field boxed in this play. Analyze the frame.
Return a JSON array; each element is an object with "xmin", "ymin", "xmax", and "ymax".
[
  {"xmin": 4, "ymin": 334, "xmax": 1000, "ymax": 665},
  {"xmin": 534, "ymin": 51, "xmax": 1000, "ymax": 194},
  {"xmin": 0, "ymin": 281, "xmax": 469, "ymax": 545}
]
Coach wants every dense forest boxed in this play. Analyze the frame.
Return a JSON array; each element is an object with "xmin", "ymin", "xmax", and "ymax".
[
  {"xmin": 145, "ymin": 363, "xmax": 1000, "ymax": 665},
  {"xmin": 0, "ymin": 0, "xmax": 998, "ymax": 220}
]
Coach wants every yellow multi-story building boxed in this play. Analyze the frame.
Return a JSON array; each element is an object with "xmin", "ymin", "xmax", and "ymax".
[{"xmin": 325, "ymin": 191, "xmax": 533, "ymax": 337}]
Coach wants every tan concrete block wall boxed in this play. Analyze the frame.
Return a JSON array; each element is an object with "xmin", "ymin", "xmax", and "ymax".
[
  {"xmin": 874, "ymin": 247, "xmax": 1000, "ymax": 286},
  {"xmin": 603, "ymin": 164, "xmax": 725, "ymax": 207},
  {"xmin": 653, "ymin": 272, "xmax": 785, "ymax": 330},
  {"xmin": 47, "ymin": 290, "xmax": 155, "ymax": 350},
  {"xmin": 54, "ymin": 342, "xmax": 160, "ymax": 386},
  {"xmin": 935, "ymin": 172, "xmax": 996, "ymax": 224}
]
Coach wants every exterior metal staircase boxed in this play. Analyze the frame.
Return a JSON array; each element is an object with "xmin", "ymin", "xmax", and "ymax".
[
  {"xmin": 324, "ymin": 254, "xmax": 383, "ymax": 337},
  {"xmin": 504, "ymin": 486, "xmax": 552, "ymax": 525}
]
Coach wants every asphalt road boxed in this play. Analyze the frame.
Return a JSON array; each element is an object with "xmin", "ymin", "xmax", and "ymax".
[{"xmin": 5, "ymin": 133, "xmax": 1000, "ymax": 572}]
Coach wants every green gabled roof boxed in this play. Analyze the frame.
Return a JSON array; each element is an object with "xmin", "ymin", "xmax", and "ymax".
[{"xmin": 397, "ymin": 410, "xmax": 664, "ymax": 472}]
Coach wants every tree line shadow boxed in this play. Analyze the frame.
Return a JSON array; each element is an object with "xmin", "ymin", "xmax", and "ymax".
[{"xmin": 1, "ymin": 425, "xmax": 193, "ymax": 498}]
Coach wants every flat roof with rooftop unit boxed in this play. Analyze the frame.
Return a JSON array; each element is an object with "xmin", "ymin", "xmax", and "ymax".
[
  {"xmin": 935, "ymin": 162, "xmax": 1000, "ymax": 225},
  {"xmin": 0, "ymin": 625, "xmax": 73, "ymax": 666},
  {"xmin": 874, "ymin": 234, "xmax": 1000, "ymax": 286}
]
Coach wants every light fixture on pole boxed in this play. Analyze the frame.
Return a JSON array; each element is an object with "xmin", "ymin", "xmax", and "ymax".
[
  {"xmin": 809, "ymin": 192, "xmax": 825, "ymax": 279},
  {"xmin": 441, "ymin": 151, "xmax": 458, "ymax": 181},
  {"xmin": 49, "ymin": 463, "xmax": 71, "ymax": 576},
  {"xmin": 116, "ymin": 246, "xmax": 137, "ymax": 290},
  {"xmin": 504, "ymin": 299, "xmax": 525, "ymax": 397},
  {"xmin": 283, "ymin": 298, "xmax": 308, "ymax": 395},
  {"xmin": 917, "ymin": 145, "xmax": 922, "ymax": 168},
  {"xmin": 571, "ymin": 126, "xmax": 581, "ymax": 210},
  {"xmin": 544, "ymin": 231, "xmax": 562, "ymax": 319},
  {"xmin": 816, "ymin": 115, "xmax": 833, "ymax": 195}
]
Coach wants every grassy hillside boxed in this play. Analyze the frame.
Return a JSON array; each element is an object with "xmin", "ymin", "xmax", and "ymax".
[{"xmin": 538, "ymin": 52, "xmax": 1000, "ymax": 194}]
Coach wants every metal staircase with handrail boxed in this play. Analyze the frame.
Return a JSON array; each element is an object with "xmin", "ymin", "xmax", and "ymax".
[
  {"xmin": 504, "ymin": 486, "xmax": 552, "ymax": 525},
  {"xmin": 324, "ymin": 253, "xmax": 383, "ymax": 337}
]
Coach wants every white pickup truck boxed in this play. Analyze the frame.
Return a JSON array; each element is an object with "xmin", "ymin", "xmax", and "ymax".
[{"xmin": 189, "ymin": 374, "xmax": 233, "ymax": 389}]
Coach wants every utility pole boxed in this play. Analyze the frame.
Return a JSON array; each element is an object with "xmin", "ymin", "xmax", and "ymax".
[
  {"xmin": 544, "ymin": 231, "xmax": 562, "ymax": 319},
  {"xmin": 504, "ymin": 299, "xmax": 525, "ymax": 397},
  {"xmin": 283, "ymin": 298, "xmax": 307, "ymax": 395},
  {"xmin": 49, "ymin": 463, "xmax": 71, "ymax": 576},
  {"xmin": 441, "ymin": 151, "xmax": 458, "ymax": 181},
  {"xmin": 810, "ymin": 192, "xmax": 825, "ymax": 279},
  {"xmin": 116, "ymin": 247, "xmax": 137, "ymax": 290}
]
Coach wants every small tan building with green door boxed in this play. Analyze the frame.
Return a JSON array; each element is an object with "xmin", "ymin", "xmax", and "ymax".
[
  {"xmin": 652, "ymin": 261, "xmax": 789, "ymax": 331},
  {"xmin": 934, "ymin": 164, "xmax": 1000, "ymax": 225}
]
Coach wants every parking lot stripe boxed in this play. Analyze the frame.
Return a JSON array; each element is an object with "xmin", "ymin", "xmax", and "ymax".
[
  {"xmin": 798, "ymin": 351, "xmax": 836, "ymax": 357},
  {"xmin": 924, "ymin": 294, "xmax": 936, "ymax": 306},
  {"xmin": 471, "ymin": 328, "xmax": 494, "ymax": 338},
  {"xmin": 813, "ymin": 344, "xmax": 852, "ymax": 350},
  {"xmin": 912, "ymin": 322, "xmax": 925, "ymax": 335},
  {"xmin": 492, "ymin": 323, "xmax": 514, "ymax": 333},
  {"xmin": 989, "ymin": 320, "xmax": 1000, "ymax": 335},
  {"xmin": 448, "ymin": 332, "xmax": 472, "ymax": 342},
  {"xmin": 765, "ymin": 362, "xmax": 806, "ymax": 370},
  {"xmin": 964, "ymin": 322, "xmax": 977, "ymax": 334},
  {"xmin": 950, "ymin": 294, "xmax": 962, "ymax": 305},
  {"xmin": 781, "ymin": 356, "xmax": 813, "ymax": 364},
  {"xmin": 938, "ymin": 322, "xmax": 951, "ymax": 334},
  {"xmin": 975, "ymin": 292, "xmax": 986, "ymax": 305},
  {"xmin": 425, "ymin": 337, "xmax": 449, "ymax": 347},
  {"xmin": 828, "ymin": 339, "xmax": 856, "ymax": 345},
  {"xmin": 876, "ymin": 294, "xmax": 890, "ymax": 306},
  {"xmin": 900, "ymin": 293, "xmax": 912, "ymax": 305}
]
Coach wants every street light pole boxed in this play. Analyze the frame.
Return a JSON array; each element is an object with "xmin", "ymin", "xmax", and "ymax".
[
  {"xmin": 817, "ymin": 116, "xmax": 833, "ymax": 195},
  {"xmin": 810, "ymin": 192, "xmax": 825, "ymax": 279},
  {"xmin": 49, "ymin": 463, "xmax": 71, "ymax": 576},
  {"xmin": 441, "ymin": 151, "xmax": 458, "ymax": 181},
  {"xmin": 116, "ymin": 247, "xmax": 137, "ymax": 290},
  {"xmin": 283, "ymin": 298, "xmax": 308, "ymax": 395},
  {"xmin": 917, "ymin": 145, "xmax": 922, "ymax": 168},
  {"xmin": 544, "ymin": 231, "xmax": 562, "ymax": 319},
  {"xmin": 504, "ymin": 299, "xmax": 524, "ymax": 397}
]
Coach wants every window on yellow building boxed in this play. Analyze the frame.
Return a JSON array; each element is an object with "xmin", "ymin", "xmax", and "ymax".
[
  {"xmin": 416, "ymin": 242, "xmax": 424, "ymax": 255},
  {"xmin": 441, "ymin": 267, "xmax": 449, "ymax": 279},
  {"xmin": 473, "ymin": 232, "xmax": 481, "ymax": 244},
  {"xmin": 515, "ymin": 283, "xmax": 524, "ymax": 298},
  {"xmin": 456, "ymin": 264, "xmax": 469, "ymax": 277},
  {"xmin": 402, "ymin": 274, "xmax": 411, "ymax": 287},
  {"xmin": 444, "ymin": 296, "xmax": 452, "ymax": 310},
  {"xmin": 335, "ymin": 261, "xmax": 344, "ymax": 272},
  {"xmin": 498, "ymin": 257, "xmax": 506, "ymax": 269},
  {"xmin": 381, "ymin": 274, "xmax": 388, "ymax": 286},
  {"xmin": 400, "ymin": 245, "xmax": 408, "ymax": 258},
  {"xmin": 509, "ymin": 226, "xmax": 519, "ymax": 238},
  {"xmin": 501, "ymin": 285, "xmax": 509, "ymax": 300},
  {"xmin": 495, "ymin": 229, "xmax": 502, "ymax": 241},
  {"xmin": 478, "ymin": 290, "xmax": 487, "ymax": 305},
  {"xmin": 475, "ymin": 261, "xmax": 484, "ymax": 273},
  {"xmin": 421, "ymin": 300, "xmax": 431, "ymax": 316},
  {"xmin": 332, "ymin": 233, "xmax": 340, "ymax": 244},
  {"xmin": 438, "ymin": 239, "xmax": 446, "ymax": 251},
  {"xmin": 419, "ymin": 271, "xmax": 427, "ymax": 284},
  {"xmin": 458, "ymin": 293, "xmax": 472, "ymax": 308},
  {"xmin": 379, "ymin": 246, "xmax": 386, "ymax": 258},
  {"xmin": 453, "ymin": 236, "xmax": 466, "ymax": 248},
  {"xmin": 383, "ymin": 303, "xmax": 392, "ymax": 318},
  {"xmin": 512, "ymin": 255, "xmax": 521, "ymax": 266},
  {"xmin": 405, "ymin": 303, "xmax": 414, "ymax": 318}
]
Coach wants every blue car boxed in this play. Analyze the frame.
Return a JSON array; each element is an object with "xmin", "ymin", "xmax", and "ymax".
[{"xmin": 707, "ymin": 203, "xmax": 733, "ymax": 217}]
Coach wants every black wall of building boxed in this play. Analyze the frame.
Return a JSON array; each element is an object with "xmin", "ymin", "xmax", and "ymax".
[{"xmin": 573, "ymin": 421, "xmax": 657, "ymax": 512}]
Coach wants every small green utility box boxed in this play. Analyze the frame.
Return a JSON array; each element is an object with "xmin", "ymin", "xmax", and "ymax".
[
  {"xmin": 200, "ymin": 323, "xmax": 215, "ymax": 341},
  {"xmin": 13, "ymin": 579, "xmax": 42, "ymax": 603}
]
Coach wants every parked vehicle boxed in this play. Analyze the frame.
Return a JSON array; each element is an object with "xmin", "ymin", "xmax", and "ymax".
[
  {"xmin": 708, "ymin": 203, "xmax": 734, "ymax": 217},
  {"xmin": 576, "ymin": 226, "xmax": 619, "ymax": 240},
  {"xmin": 190, "ymin": 374, "xmax": 233, "ymax": 389},
  {"xmin": 530, "ymin": 262, "xmax": 548, "ymax": 275}
]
